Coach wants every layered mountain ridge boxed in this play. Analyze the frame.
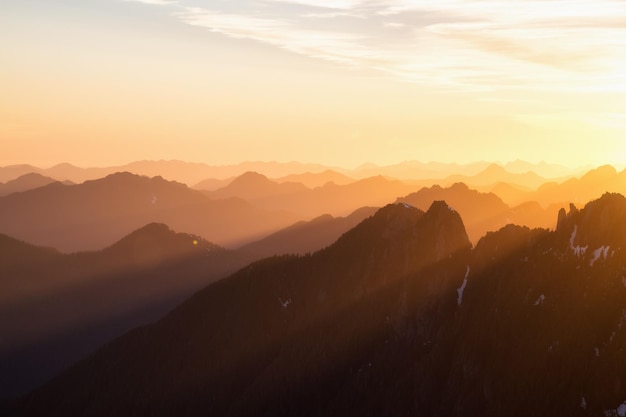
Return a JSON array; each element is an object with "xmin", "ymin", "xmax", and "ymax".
[
  {"xmin": 0, "ymin": 172, "xmax": 300, "ymax": 252},
  {"xmin": 15, "ymin": 194, "xmax": 626, "ymax": 416}
]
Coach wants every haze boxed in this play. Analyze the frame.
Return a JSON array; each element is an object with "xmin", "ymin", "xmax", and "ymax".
[{"xmin": 1, "ymin": 0, "xmax": 625, "ymax": 169}]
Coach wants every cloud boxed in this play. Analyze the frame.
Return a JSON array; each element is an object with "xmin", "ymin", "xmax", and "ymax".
[
  {"xmin": 263, "ymin": 0, "xmax": 367, "ymax": 9},
  {"xmin": 175, "ymin": 7, "xmax": 374, "ymax": 66},
  {"xmin": 124, "ymin": 0, "xmax": 626, "ymax": 92},
  {"xmin": 127, "ymin": 0, "xmax": 178, "ymax": 5},
  {"xmin": 383, "ymin": 22, "xmax": 404, "ymax": 28}
]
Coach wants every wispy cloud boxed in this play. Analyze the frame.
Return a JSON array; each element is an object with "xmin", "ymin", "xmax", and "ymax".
[
  {"xmin": 175, "ymin": 8, "xmax": 371, "ymax": 66},
  {"xmin": 122, "ymin": 0, "xmax": 626, "ymax": 92},
  {"xmin": 264, "ymin": 0, "xmax": 368, "ymax": 9},
  {"xmin": 126, "ymin": 0, "xmax": 178, "ymax": 5}
]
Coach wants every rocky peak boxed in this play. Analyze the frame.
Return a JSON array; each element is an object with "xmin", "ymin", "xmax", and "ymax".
[
  {"xmin": 420, "ymin": 200, "xmax": 472, "ymax": 260},
  {"xmin": 557, "ymin": 193, "xmax": 626, "ymax": 250}
]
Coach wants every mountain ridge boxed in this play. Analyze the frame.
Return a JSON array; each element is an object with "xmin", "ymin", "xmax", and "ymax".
[
  {"xmin": 0, "ymin": 172, "xmax": 300, "ymax": 252},
  {"xmin": 15, "ymin": 193, "xmax": 626, "ymax": 416}
]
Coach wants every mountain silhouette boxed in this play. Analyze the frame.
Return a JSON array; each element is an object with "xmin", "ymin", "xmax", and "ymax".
[
  {"xmin": 443, "ymin": 163, "xmax": 548, "ymax": 189},
  {"xmin": 0, "ymin": 165, "xmax": 44, "ymax": 183},
  {"xmin": 207, "ymin": 172, "xmax": 416, "ymax": 218},
  {"xmin": 239, "ymin": 206, "xmax": 378, "ymax": 258},
  {"xmin": 274, "ymin": 169, "xmax": 355, "ymax": 188},
  {"xmin": 0, "ymin": 174, "xmax": 69, "ymax": 197},
  {"xmin": 397, "ymin": 182, "xmax": 558, "ymax": 243},
  {"xmin": 487, "ymin": 181, "xmax": 533, "ymax": 206},
  {"xmin": 14, "ymin": 201, "xmax": 472, "ymax": 416},
  {"xmin": 0, "ymin": 223, "xmax": 252, "ymax": 399},
  {"xmin": 0, "ymin": 172, "xmax": 300, "ymax": 252},
  {"xmin": 0, "ymin": 161, "xmax": 338, "ymax": 186},
  {"xmin": 15, "ymin": 194, "xmax": 626, "ymax": 416},
  {"xmin": 531, "ymin": 165, "xmax": 626, "ymax": 207},
  {"xmin": 192, "ymin": 176, "xmax": 234, "ymax": 191},
  {"xmin": 209, "ymin": 171, "xmax": 309, "ymax": 200}
]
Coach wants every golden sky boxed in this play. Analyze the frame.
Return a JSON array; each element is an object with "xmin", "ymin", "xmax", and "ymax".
[{"xmin": 1, "ymin": 0, "xmax": 625, "ymax": 168}]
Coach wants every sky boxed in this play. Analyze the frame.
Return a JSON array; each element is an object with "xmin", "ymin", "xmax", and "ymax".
[{"xmin": 1, "ymin": 0, "xmax": 625, "ymax": 169}]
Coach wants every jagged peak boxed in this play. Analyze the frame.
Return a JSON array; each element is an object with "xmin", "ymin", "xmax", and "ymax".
[
  {"xmin": 557, "ymin": 193, "xmax": 626, "ymax": 249},
  {"xmin": 331, "ymin": 200, "xmax": 470, "ymax": 261}
]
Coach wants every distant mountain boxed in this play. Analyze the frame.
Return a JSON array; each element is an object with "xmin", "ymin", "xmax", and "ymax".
[
  {"xmin": 192, "ymin": 177, "xmax": 235, "ymax": 191},
  {"xmin": 444, "ymin": 163, "xmax": 548, "ymax": 189},
  {"xmin": 0, "ymin": 223, "xmax": 251, "ymax": 399},
  {"xmin": 1, "ymin": 159, "xmax": 585, "ymax": 186},
  {"xmin": 487, "ymin": 181, "xmax": 533, "ymax": 206},
  {"xmin": 0, "ymin": 172, "xmax": 300, "ymax": 252},
  {"xmin": 207, "ymin": 172, "xmax": 415, "ymax": 218},
  {"xmin": 274, "ymin": 170, "xmax": 355, "ymax": 188},
  {"xmin": 0, "ymin": 173, "xmax": 68, "ymax": 197},
  {"xmin": 0, "ymin": 165, "xmax": 44, "ymax": 183},
  {"xmin": 16, "ymin": 194, "xmax": 626, "ymax": 417},
  {"xmin": 0, "ymin": 161, "xmax": 341, "ymax": 186},
  {"xmin": 210, "ymin": 171, "xmax": 309, "ymax": 200},
  {"xmin": 195, "ymin": 170, "xmax": 355, "ymax": 192},
  {"xmin": 354, "ymin": 160, "xmax": 490, "ymax": 180},
  {"xmin": 504, "ymin": 159, "xmax": 591, "ymax": 178},
  {"xmin": 531, "ymin": 165, "xmax": 626, "ymax": 207},
  {"xmin": 239, "ymin": 206, "xmax": 378, "ymax": 258},
  {"xmin": 397, "ymin": 182, "xmax": 558, "ymax": 243}
]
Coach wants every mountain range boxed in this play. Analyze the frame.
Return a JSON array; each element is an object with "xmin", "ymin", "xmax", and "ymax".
[
  {"xmin": 0, "ymin": 160, "xmax": 582, "ymax": 187},
  {"xmin": 0, "ymin": 174, "xmax": 72, "ymax": 197},
  {"xmin": 11, "ymin": 193, "xmax": 626, "ymax": 417},
  {"xmin": 396, "ymin": 182, "xmax": 561, "ymax": 243},
  {"xmin": 205, "ymin": 171, "xmax": 416, "ymax": 218},
  {"xmin": 0, "ymin": 172, "xmax": 300, "ymax": 252}
]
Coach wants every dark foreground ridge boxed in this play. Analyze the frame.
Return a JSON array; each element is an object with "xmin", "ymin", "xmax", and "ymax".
[{"xmin": 14, "ymin": 195, "xmax": 626, "ymax": 416}]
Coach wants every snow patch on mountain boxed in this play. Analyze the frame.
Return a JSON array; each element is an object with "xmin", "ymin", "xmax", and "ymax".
[
  {"xmin": 457, "ymin": 266, "xmax": 470, "ymax": 306},
  {"xmin": 534, "ymin": 294, "xmax": 545, "ymax": 306},
  {"xmin": 604, "ymin": 400, "xmax": 626, "ymax": 417},
  {"xmin": 590, "ymin": 246, "xmax": 610, "ymax": 266},
  {"xmin": 569, "ymin": 225, "xmax": 588, "ymax": 257}
]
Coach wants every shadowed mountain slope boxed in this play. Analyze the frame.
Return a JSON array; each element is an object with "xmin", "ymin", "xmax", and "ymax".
[
  {"xmin": 0, "ymin": 172, "xmax": 299, "ymax": 252},
  {"xmin": 16, "ymin": 201, "xmax": 472, "ymax": 416},
  {"xmin": 15, "ymin": 194, "xmax": 626, "ymax": 417},
  {"xmin": 0, "ymin": 224, "xmax": 252, "ymax": 399}
]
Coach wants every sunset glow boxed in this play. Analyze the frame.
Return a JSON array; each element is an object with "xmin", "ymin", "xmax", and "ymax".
[{"xmin": 1, "ymin": 0, "xmax": 625, "ymax": 168}]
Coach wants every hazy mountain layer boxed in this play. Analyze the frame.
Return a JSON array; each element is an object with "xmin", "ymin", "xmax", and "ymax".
[
  {"xmin": 0, "ymin": 172, "xmax": 300, "ymax": 252},
  {"xmin": 206, "ymin": 171, "xmax": 415, "ymax": 218}
]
